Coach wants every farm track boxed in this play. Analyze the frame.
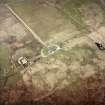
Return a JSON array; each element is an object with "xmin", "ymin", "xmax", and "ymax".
[{"xmin": 6, "ymin": 4, "xmax": 47, "ymax": 47}]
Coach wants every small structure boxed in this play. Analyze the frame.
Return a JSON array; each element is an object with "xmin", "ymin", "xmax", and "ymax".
[
  {"xmin": 41, "ymin": 44, "xmax": 61, "ymax": 57},
  {"xmin": 18, "ymin": 56, "xmax": 28, "ymax": 67},
  {"xmin": 88, "ymin": 27, "xmax": 105, "ymax": 50},
  {"xmin": 95, "ymin": 42, "xmax": 105, "ymax": 50}
]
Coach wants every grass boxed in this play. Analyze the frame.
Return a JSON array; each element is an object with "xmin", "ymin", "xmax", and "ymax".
[
  {"xmin": 5, "ymin": 72, "xmax": 22, "ymax": 87},
  {"xmin": 8, "ymin": 0, "xmax": 52, "ymax": 40},
  {"xmin": 7, "ymin": 0, "xmax": 93, "ymax": 39},
  {"xmin": 7, "ymin": 0, "xmax": 39, "ymax": 24},
  {"xmin": 55, "ymin": 0, "xmax": 105, "ymax": 39},
  {"xmin": 0, "ymin": 44, "xmax": 11, "ymax": 78},
  {"xmin": 62, "ymin": 0, "xmax": 96, "ymax": 32},
  {"xmin": 0, "ymin": 44, "xmax": 11, "ymax": 86},
  {"xmin": 47, "ymin": 45, "xmax": 97, "ymax": 66},
  {"xmin": 98, "ymin": 3, "xmax": 105, "ymax": 25},
  {"xmin": 0, "ymin": 44, "xmax": 22, "ymax": 87}
]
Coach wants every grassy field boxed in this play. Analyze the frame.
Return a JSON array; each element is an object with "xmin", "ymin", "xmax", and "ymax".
[
  {"xmin": 46, "ymin": 44, "xmax": 97, "ymax": 65},
  {"xmin": 6, "ymin": 0, "xmax": 89, "ymax": 41},
  {"xmin": 0, "ymin": 0, "xmax": 105, "ymax": 92},
  {"xmin": 0, "ymin": 44, "xmax": 22, "ymax": 87},
  {"xmin": 0, "ymin": 44, "xmax": 11, "ymax": 77},
  {"xmin": 7, "ymin": 0, "xmax": 102, "ymax": 41},
  {"xmin": 1, "ymin": 1, "xmax": 105, "ymax": 104}
]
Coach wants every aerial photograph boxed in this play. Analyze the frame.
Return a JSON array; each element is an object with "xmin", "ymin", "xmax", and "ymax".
[{"xmin": 0, "ymin": 0, "xmax": 105, "ymax": 105}]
